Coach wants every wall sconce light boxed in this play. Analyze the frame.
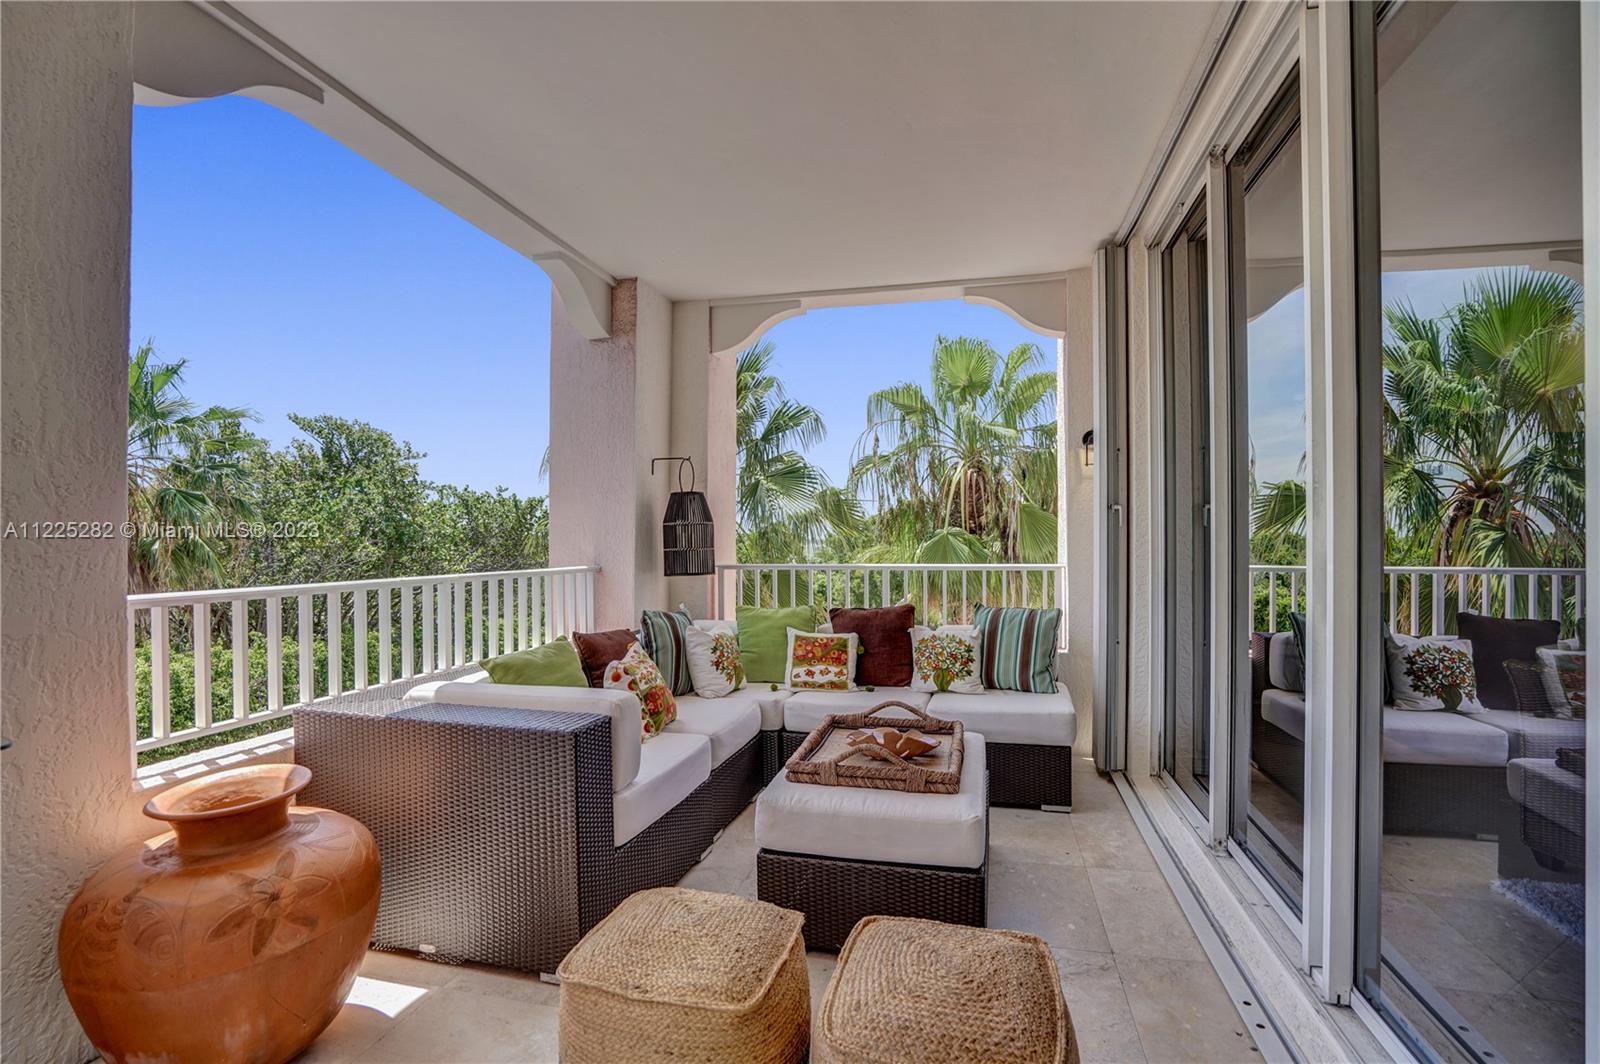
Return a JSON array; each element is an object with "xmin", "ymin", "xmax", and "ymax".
[
  {"xmin": 652, "ymin": 456, "xmax": 714, "ymax": 576},
  {"xmin": 1081, "ymin": 429, "xmax": 1095, "ymax": 468}
]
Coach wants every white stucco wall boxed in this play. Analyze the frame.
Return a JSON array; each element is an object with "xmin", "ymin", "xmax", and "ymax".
[
  {"xmin": 1, "ymin": 5, "xmax": 141, "ymax": 1060},
  {"xmin": 1061, "ymin": 267, "xmax": 1096, "ymax": 748},
  {"xmin": 549, "ymin": 278, "xmax": 672, "ymax": 627},
  {"xmin": 667, "ymin": 300, "xmax": 737, "ymax": 618}
]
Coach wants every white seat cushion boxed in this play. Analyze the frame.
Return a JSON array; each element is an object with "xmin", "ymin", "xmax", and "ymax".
[
  {"xmin": 925, "ymin": 689, "xmax": 1075, "ymax": 746},
  {"xmin": 1260, "ymin": 689, "xmax": 1509, "ymax": 767},
  {"xmin": 1476, "ymin": 709, "xmax": 1587, "ymax": 760},
  {"xmin": 1259, "ymin": 689, "xmax": 1309, "ymax": 742},
  {"xmin": 405, "ymin": 671, "xmax": 642, "ymax": 792},
  {"xmin": 755, "ymin": 732, "xmax": 987, "ymax": 869},
  {"xmin": 781, "ymin": 688, "xmax": 931, "ymax": 734},
  {"xmin": 670, "ymin": 694, "xmax": 761, "ymax": 767},
  {"xmin": 614, "ymin": 732, "xmax": 711, "ymax": 846},
  {"xmin": 690, "ymin": 684, "xmax": 789, "ymax": 731}
]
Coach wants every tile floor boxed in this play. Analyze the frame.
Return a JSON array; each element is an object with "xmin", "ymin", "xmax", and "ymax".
[{"xmin": 293, "ymin": 756, "xmax": 1259, "ymax": 1063}]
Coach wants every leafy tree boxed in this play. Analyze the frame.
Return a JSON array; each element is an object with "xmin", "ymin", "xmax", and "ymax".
[
  {"xmin": 850, "ymin": 336, "xmax": 1058, "ymax": 563},
  {"xmin": 1253, "ymin": 270, "xmax": 1585, "ymax": 568},
  {"xmin": 242, "ymin": 414, "xmax": 432, "ymax": 585},
  {"xmin": 418, "ymin": 486, "xmax": 549, "ymax": 574},
  {"xmin": 127, "ymin": 343, "xmax": 264, "ymax": 592},
  {"xmin": 735, "ymin": 341, "xmax": 858, "ymax": 560}
]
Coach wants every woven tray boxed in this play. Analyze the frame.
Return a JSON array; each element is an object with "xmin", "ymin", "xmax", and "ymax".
[{"xmin": 785, "ymin": 701, "xmax": 964, "ymax": 794}]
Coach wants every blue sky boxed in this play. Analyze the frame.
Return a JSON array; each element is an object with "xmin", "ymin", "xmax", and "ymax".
[
  {"xmin": 132, "ymin": 97, "xmax": 1051, "ymax": 497},
  {"xmin": 134, "ymin": 98, "xmax": 1508, "ymax": 498},
  {"xmin": 1246, "ymin": 267, "xmax": 1511, "ymax": 486}
]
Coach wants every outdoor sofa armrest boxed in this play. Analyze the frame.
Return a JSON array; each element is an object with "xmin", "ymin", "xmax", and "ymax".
[
  {"xmin": 293, "ymin": 700, "xmax": 615, "ymax": 974},
  {"xmin": 406, "ymin": 673, "xmax": 641, "ymax": 791}
]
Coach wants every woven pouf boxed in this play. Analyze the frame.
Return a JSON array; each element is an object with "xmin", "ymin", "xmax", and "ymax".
[
  {"xmin": 817, "ymin": 917, "xmax": 1078, "ymax": 1064},
  {"xmin": 556, "ymin": 887, "xmax": 810, "ymax": 1064}
]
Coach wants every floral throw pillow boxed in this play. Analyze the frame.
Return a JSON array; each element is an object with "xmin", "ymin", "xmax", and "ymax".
[
  {"xmin": 784, "ymin": 628, "xmax": 858, "ymax": 691},
  {"xmin": 1387, "ymin": 634, "xmax": 1484, "ymax": 712},
  {"xmin": 685, "ymin": 621, "xmax": 745, "ymax": 698},
  {"xmin": 909, "ymin": 625, "xmax": 983, "ymax": 694},
  {"xmin": 602, "ymin": 641, "xmax": 679, "ymax": 740}
]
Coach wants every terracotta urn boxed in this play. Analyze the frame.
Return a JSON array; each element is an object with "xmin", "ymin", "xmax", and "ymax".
[{"xmin": 58, "ymin": 764, "xmax": 380, "ymax": 1064}]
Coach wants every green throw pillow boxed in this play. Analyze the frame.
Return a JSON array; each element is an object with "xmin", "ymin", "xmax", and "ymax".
[
  {"xmin": 479, "ymin": 637, "xmax": 588, "ymax": 687},
  {"xmin": 737, "ymin": 605, "xmax": 817, "ymax": 684}
]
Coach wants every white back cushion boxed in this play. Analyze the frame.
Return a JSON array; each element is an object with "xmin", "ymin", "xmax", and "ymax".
[{"xmin": 405, "ymin": 672, "xmax": 642, "ymax": 792}]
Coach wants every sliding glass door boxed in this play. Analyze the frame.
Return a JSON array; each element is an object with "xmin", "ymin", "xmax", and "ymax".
[
  {"xmin": 1353, "ymin": 2, "xmax": 1588, "ymax": 1060},
  {"xmin": 1226, "ymin": 79, "xmax": 1309, "ymax": 911},
  {"xmin": 1162, "ymin": 202, "xmax": 1213, "ymax": 813}
]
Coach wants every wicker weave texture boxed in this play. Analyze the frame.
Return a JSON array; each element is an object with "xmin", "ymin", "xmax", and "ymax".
[
  {"xmin": 581, "ymin": 734, "xmax": 765, "ymax": 930},
  {"xmin": 558, "ymin": 888, "xmax": 809, "ymax": 1064},
  {"xmin": 296, "ymin": 701, "xmax": 764, "ymax": 974},
  {"xmin": 760, "ymin": 729, "xmax": 785, "ymax": 783},
  {"xmin": 757, "ymin": 848, "xmax": 987, "ymax": 952},
  {"xmin": 817, "ymin": 916, "xmax": 1076, "ymax": 1064},
  {"xmin": 295, "ymin": 701, "xmax": 606, "ymax": 974},
  {"xmin": 781, "ymin": 729, "xmax": 1072, "ymax": 809}
]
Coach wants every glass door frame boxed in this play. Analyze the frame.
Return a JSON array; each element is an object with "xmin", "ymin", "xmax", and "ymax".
[
  {"xmin": 1160, "ymin": 199, "xmax": 1215, "ymax": 816},
  {"xmin": 1224, "ymin": 75, "xmax": 1307, "ymax": 914}
]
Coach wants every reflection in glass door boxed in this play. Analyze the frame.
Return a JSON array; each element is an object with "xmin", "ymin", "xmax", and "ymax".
[
  {"xmin": 1227, "ymin": 79, "xmax": 1308, "ymax": 910},
  {"xmin": 1162, "ymin": 202, "xmax": 1212, "ymax": 812},
  {"xmin": 1354, "ymin": 2, "xmax": 1588, "ymax": 1060}
]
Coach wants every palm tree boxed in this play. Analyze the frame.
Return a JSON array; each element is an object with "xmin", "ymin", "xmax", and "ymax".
[
  {"xmin": 1252, "ymin": 270, "xmax": 1585, "ymax": 568},
  {"xmin": 127, "ymin": 342, "xmax": 263, "ymax": 592},
  {"xmin": 850, "ymin": 336, "xmax": 1058, "ymax": 563},
  {"xmin": 735, "ymin": 341, "xmax": 856, "ymax": 560}
]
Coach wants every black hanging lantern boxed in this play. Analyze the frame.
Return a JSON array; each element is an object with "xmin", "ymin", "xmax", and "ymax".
[{"xmin": 652, "ymin": 456, "xmax": 715, "ymax": 576}]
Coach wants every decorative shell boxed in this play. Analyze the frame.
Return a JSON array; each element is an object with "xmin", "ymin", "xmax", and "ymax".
[{"xmin": 844, "ymin": 727, "xmax": 941, "ymax": 759}]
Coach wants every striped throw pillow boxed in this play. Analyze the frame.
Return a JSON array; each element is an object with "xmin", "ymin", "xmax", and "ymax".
[
  {"xmin": 974, "ymin": 604, "xmax": 1061, "ymax": 693},
  {"xmin": 640, "ymin": 608, "xmax": 694, "ymax": 696}
]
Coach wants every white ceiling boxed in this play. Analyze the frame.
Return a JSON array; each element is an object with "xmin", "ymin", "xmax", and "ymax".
[{"xmin": 229, "ymin": 1, "xmax": 1224, "ymax": 300}]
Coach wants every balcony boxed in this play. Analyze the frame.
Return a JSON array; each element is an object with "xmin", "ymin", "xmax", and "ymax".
[{"xmin": 6, "ymin": 2, "xmax": 1592, "ymax": 1063}]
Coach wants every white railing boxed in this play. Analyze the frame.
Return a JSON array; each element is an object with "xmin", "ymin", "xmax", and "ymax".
[
  {"xmin": 128, "ymin": 565, "xmax": 598, "ymax": 758},
  {"xmin": 1250, "ymin": 564, "xmax": 1585, "ymax": 635},
  {"xmin": 715, "ymin": 563, "xmax": 1066, "ymax": 645}
]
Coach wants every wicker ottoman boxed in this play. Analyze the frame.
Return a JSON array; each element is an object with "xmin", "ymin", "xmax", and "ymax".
[
  {"xmin": 756, "ymin": 732, "xmax": 988, "ymax": 951},
  {"xmin": 555, "ymin": 887, "xmax": 809, "ymax": 1064},
  {"xmin": 817, "ymin": 917, "xmax": 1077, "ymax": 1064}
]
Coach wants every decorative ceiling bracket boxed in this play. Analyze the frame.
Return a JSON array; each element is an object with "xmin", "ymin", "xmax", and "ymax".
[
  {"xmin": 533, "ymin": 252, "xmax": 615, "ymax": 340},
  {"xmin": 132, "ymin": 1, "xmax": 323, "ymax": 107},
  {"xmin": 709, "ymin": 299, "xmax": 805, "ymax": 355},
  {"xmin": 961, "ymin": 278, "xmax": 1068, "ymax": 338}
]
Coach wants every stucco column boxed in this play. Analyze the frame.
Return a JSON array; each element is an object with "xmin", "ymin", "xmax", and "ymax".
[
  {"xmin": 1061, "ymin": 267, "xmax": 1096, "ymax": 747},
  {"xmin": 549, "ymin": 278, "xmax": 672, "ymax": 628},
  {"xmin": 1, "ymin": 5, "xmax": 139, "ymax": 1060},
  {"xmin": 667, "ymin": 300, "xmax": 738, "ymax": 618}
]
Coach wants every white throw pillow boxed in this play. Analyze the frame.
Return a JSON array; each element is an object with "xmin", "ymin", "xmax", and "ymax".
[
  {"xmin": 783, "ymin": 627, "xmax": 858, "ymax": 691},
  {"xmin": 909, "ymin": 625, "xmax": 983, "ymax": 694},
  {"xmin": 685, "ymin": 621, "xmax": 744, "ymax": 698},
  {"xmin": 1387, "ymin": 633, "xmax": 1484, "ymax": 712}
]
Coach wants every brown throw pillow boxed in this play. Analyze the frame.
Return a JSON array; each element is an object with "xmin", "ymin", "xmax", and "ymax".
[
  {"xmin": 572, "ymin": 628, "xmax": 638, "ymax": 689},
  {"xmin": 829, "ymin": 604, "xmax": 915, "ymax": 688},
  {"xmin": 1455, "ymin": 611, "xmax": 1560, "ymax": 711}
]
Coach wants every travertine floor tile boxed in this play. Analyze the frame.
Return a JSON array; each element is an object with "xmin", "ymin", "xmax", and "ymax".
[
  {"xmin": 989, "ymin": 860, "xmax": 1112, "ymax": 953},
  {"xmin": 353, "ymin": 989, "xmax": 560, "ymax": 1064},
  {"xmin": 1054, "ymin": 948, "xmax": 1147, "ymax": 1064},
  {"xmin": 1088, "ymin": 864, "xmax": 1207, "ymax": 963},
  {"xmin": 1118, "ymin": 954, "xmax": 1260, "ymax": 1063}
]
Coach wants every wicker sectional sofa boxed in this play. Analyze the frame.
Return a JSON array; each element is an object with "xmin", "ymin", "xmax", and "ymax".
[
  {"xmin": 292, "ymin": 654, "xmax": 1075, "ymax": 974},
  {"xmin": 1249, "ymin": 632, "xmax": 1584, "ymax": 848}
]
